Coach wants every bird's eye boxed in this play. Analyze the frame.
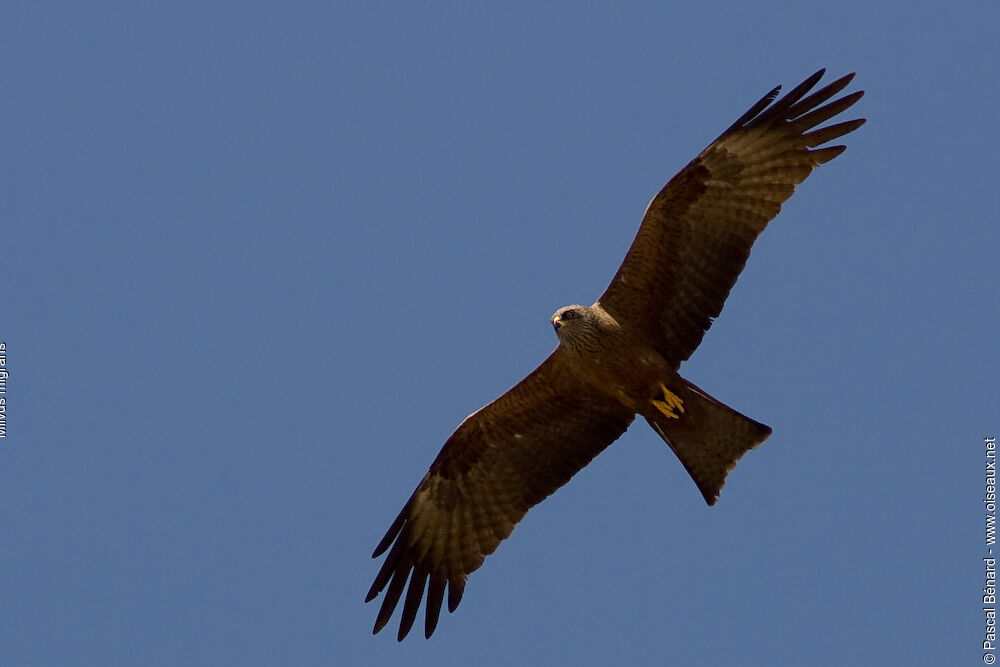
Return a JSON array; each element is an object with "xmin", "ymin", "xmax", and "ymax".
[{"xmin": 562, "ymin": 310, "xmax": 576, "ymax": 320}]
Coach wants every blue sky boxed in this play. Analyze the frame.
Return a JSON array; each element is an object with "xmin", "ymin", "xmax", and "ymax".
[{"xmin": 3, "ymin": 2, "xmax": 997, "ymax": 665}]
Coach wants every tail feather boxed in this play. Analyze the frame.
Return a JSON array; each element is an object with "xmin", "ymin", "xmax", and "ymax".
[{"xmin": 646, "ymin": 379, "xmax": 771, "ymax": 505}]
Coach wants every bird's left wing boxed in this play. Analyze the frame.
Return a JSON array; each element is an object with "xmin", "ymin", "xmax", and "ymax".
[
  {"xmin": 598, "ymin": 70, "xmax": 865, "ymax": 366},
  {"xmin": 366, "ymin": 351, "xmax": 635, "ymax": 640}
]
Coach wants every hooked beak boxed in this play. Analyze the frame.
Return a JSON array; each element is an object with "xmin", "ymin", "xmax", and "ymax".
[{"xmin": 551, "ymin": 316, "xmax": 562, "ymax": 332}]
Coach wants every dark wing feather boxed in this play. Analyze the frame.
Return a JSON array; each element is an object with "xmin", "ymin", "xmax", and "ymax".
[
  {"xmin": 366, "ymin": 351, "xmax": 634, "ymax": 640},
  {"xmin": 598, "ymin": 70, "xmax": 865, "ymax": 365}
]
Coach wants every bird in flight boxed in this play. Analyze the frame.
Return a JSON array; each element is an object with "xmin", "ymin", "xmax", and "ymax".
[{"xmin": 366, "ymin": 69, "xmax": 864, "ymax": 640}]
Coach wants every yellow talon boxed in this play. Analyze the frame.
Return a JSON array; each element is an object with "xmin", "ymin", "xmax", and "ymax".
[
  {"xmin": 652, "ymin": 383, "xmax": 684, "ymax": 419},
  {"xmin": 652, "ymin": 399, "xmax": 679, "ymax": 419}
]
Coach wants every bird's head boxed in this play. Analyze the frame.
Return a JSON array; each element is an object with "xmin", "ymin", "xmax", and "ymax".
[
  {"xmin": 551, "ymin": 303, "xmax": 621, "ymax": 351},
  {"xmin": 551, "ymin": 305, "xmax": 589, "ymax": 338}
]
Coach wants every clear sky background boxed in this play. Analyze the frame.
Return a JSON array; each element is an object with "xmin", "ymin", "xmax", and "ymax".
[{"xmin": 3, "ymin": 2, "xmax": 998, "ymax": 665}]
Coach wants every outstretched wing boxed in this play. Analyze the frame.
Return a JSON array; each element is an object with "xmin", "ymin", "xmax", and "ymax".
[
  {"xmin": 366, "ymin": 351, "xmax": 635, "ymax": 640},
  {"xmin": 599, "ymin": 69, "xmax": 865, "ymax": 365}
]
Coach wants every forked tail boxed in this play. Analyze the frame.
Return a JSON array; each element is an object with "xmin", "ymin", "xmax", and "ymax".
[{"xmin": 646, "ymin": 379, "xmax": 772, "ymax": 505}]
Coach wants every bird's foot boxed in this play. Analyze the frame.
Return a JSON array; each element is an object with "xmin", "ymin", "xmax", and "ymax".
[{"xmin": 652, "ymin": 383, "xmax": 685, "ymax": 420}]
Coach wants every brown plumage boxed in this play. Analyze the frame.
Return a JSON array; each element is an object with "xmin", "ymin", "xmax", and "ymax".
[{"xmin": 367, "ymin": 69, "xmax": 865, "ymax": 640}]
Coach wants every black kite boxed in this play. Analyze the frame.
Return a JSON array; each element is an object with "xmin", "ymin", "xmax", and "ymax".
[{"xmin": 366, "ymin": 69, "xmax": 865, "ymax": 640}]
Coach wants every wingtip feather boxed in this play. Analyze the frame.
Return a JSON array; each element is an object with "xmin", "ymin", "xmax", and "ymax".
[
  {"xmin": 447, "ymin": 577, "xmax": 466, "ymax": 613},
  {"xmin": 774, "ymin": 69, "xmax": 827, "ymax": 112},
  {"xmin": 812, "ymin": 145, "xmax": 848, "ymax": 164},
  {"xmin": 786, "ymin": 74, "xmax": 861, "ymax": 121},
  {"xmin": 424, "ymin": 576, "xmax": 446, "ymax": 638},
  {"xmin": 367, "ymin": 535, "xmax": 406, "ymax": 602},
  {"xmin": 397, "ymin": 567, "xmax": 428, "ymax": 641},
  {"xmin": 372, "ymin": 501, "xmax": 410, "ymax": 558},
  {"xmin": 373, "ymin": 565, "xmax": 409, "ymax": 635},
  {"xmin": 803, "ymin": 119, "xmax": 867, "ymax": 149}
]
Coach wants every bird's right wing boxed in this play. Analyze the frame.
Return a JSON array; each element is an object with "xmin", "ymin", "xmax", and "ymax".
[{"xmin": 366, "ymin": 351, "xmax": 635, "ymax": 640}]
